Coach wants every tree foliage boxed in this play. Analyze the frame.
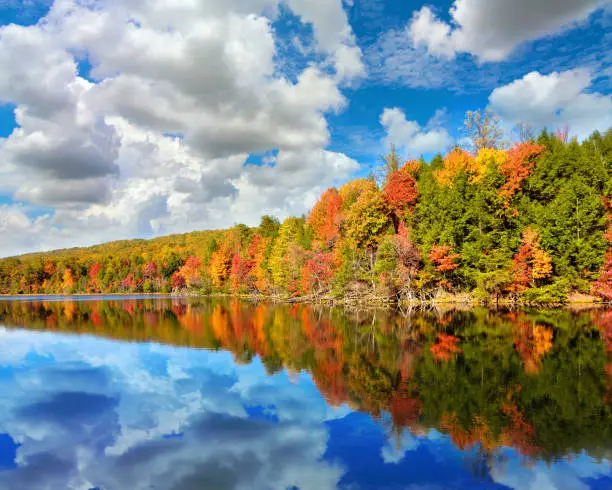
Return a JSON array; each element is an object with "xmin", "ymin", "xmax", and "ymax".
[
  {"xmin": 308, "ymin": 188, "xmax": 343, "ymax": 248},
  {"xmin": 593, "ymin": 199, "xmax": 612, "ymax": 301},
  {"xmin": 345, "ymin": 189, "xmax": 391, "ymax": 249},
  {"xmin": 383, "ymin": 169, "xmax": 419, "ymax": 228},
  {"xmin": 508, "ymin": 227, "xmax": 552, "ymax": 294},
  {"xmin": 0, "ymin": 124, "xmax": 610, "ymax": 305}
]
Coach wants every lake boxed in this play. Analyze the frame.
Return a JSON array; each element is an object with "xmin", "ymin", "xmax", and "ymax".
[{"xmin": 0, "ymin": 298, "xmax": 610, "ymax": 489}]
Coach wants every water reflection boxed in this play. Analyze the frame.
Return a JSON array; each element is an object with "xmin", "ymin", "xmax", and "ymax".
[{"xmin": 0, "ymin": 298, "xmax": 610, "ymax": 489}]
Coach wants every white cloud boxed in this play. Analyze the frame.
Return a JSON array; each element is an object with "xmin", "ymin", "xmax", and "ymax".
[
  {"xmin": 0, "ymin": 207, "xmax": 70, "ymax": 257},
  {"xmin": 408, "ymin": 0, "xmax": 608, "ymax": 62},
  {"xmin": 0, "ymin": 121, "xmax": 358, "ymax": 256},
  {"xmin": 333, "ymin": 44, "xmax": 366, "ymax": 82},
  {"xmin": 409, "ymin": 7, "xmax": 456, "ymax": 59},
  {"xmin": 0, "ymin": 23, "xmax": 120, "ymax": 207},
  {"xmin": 229, "ymin": 149, "xmax": 358, "ymax": 225},
  {"xmin": 380, "ymin": 107, "xmax": 453, "ymax": 157},
  {"xmin": 366, "ymin": 13, "xmax": 611, "ymax": 93},
  {"xmin": 489, "ymin": 69, "xmax": 612, "ymax": 139},
  {"xmin": 0, "ymin": 0, "xmax": 363, "ymax": 257},
  {"xmin": 284, "ymin": 0, "xmax": 364, "ymax": 80}
]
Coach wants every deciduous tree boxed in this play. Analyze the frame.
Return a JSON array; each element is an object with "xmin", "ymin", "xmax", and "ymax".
[
  {"xmin": 210, "ymin": 249, "xmax": 232, "ymax": 289},
  {"xmin": 308, "ymin": 188, "xmax": 343, "ymax": 248},
  {"xmin": 179, "ymin": 256, "xmax": 203, "ymax": 288},
  {"xmin": 593, "ymin": 200, "xmax": 612, "ymax": 301},
  {"xmin": 508, "ymin": 227, "xmax": 552, "ymax": 293},
  {"xmin": 345, "ymin": 189, "xmax": 391, "ymax": 249},
  {"xmin": 383, "ymin": 170, "xmax": 419, "ymax": 230},
  {"xmin": 461, "ymin": 109, "xmax": 505, "ymax": 151}
]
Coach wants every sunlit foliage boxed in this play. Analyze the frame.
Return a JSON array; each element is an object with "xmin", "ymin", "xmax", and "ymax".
[
  {"xmin": 0, "ymin": 126, "xmax": 610, "ymax": 305},
  {"xmin": 308, "ymin": 188, "xmax": 343, "ymax": 248}
]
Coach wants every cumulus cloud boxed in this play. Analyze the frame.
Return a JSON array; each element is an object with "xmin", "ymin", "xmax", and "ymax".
[
  {"xmin": 408, "ymin": 0, "xmax": 608, "ymax": 62},
  {"xmin": 489, "ymin": 69, "xmax": 612, "ymax": 138},
  {"xmin": 366, "ymin": 11, "xmax": 611, "ymax": 93},
  {"xmin": 0, "ymin": 0, "xmax": 363, "ymax": 256},
  {"xmin": 285, "ymin": 0, "xmax": 364, "ymax": 79},
  {"xmin": 0, "ymin": 207, "xmax": 69, "ymax": 257},
  {"xmin": 0, "ymin": 23, "xmax": 120, "ymax": 207},
  {"xmin": 380, "ymin": 107, "xmax": 453, "ymax": 156}
]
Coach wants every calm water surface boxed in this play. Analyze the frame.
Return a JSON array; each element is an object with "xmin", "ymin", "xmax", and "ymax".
[{"xmin": 0, "ymin": 298, "xmax": 611, "ymax": 490}]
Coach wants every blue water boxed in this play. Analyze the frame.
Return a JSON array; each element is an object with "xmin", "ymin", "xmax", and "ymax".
[{"xmin": 0, "ymin": 299, "xmax": 610, "ymax": 489}]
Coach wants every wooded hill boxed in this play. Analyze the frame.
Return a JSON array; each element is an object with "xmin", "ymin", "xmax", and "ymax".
[{"xmin": 1, "ymin": 118, "xmax": 611, "ymax": 304}]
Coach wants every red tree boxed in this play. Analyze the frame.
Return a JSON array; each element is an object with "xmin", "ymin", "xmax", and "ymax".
[
  {"xmin": 383, "ymin": 170, "xmax": 419, "ymax": 220},
  {"xmin": 179, "ymin": 255, "xmax": 202, "ymax": 288},
  {"xmin": 429, "ymin": 245, "xmax": 460, "ymax": 272},
  {"xmin": 593, "ymin": 199, "xmax": 612, "ymax": 301},
  {"xmin": 120, "ymin": 273, "xmax": 139, "ymax": 291},
  {"xmin": 43, "ymin": 261, "xmax": 56, "ymax": 278},
  {"xmin": 88, "ymin": 263, "xmax": 102, "ymax": 292},
  {"xmin": 499, "ymin": 142, "xmax": 545, "ymax": 213},
  {"xmin": 593, "ymin": 253, "xmax": 612, "ymax": 301},
  {"xmin": 308, "ymin": 188, "xmax": 343, "ymax": 247},
  {"xmin": 301, "ymin": 251, "xmax": 335, "ymax": 294},
  {"xmin": 395, "ymin": 222, "xmax": 421, "ymax": 280},
  {"xmin": 142, "ymin": 261, "xmax": 157, "ymax": 279},
  {"xmin": 230, "ymin": 253, "xmax": 255, "ymax": 293},
  {"xmin": 428, "ymin": 244, "xmax": 460, "ymax": 289},
  {"xmin": 171, "ymin": 271, "xmax": 186, "ymax": 290},
  {"xmin": 508, "ymin": 227, "xmax": 552, "ymax": 293}
]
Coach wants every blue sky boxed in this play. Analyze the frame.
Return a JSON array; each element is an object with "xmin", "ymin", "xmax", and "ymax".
[{"xmin": 0, "ymin": 0, "xmax": 610, "ymax": 256}]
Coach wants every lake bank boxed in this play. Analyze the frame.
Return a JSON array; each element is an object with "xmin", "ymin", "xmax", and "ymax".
[{"xmin": 1, "ymin": 290, "xmax": 609, "ymax": 309}]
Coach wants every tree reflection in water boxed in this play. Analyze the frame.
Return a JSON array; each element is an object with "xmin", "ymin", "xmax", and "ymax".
[{"xmin": 1, "ymin": 298, "xmax": 611, "ymax": 468}]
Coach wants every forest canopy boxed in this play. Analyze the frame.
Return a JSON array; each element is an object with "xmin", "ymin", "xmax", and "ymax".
[{"xmin": 1, "ymin": 121, "xmax": 611, "ymax": 305}]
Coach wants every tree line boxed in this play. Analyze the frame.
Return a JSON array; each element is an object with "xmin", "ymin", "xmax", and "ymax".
[{"xmin": 1, "ymin": 114, "xmax": 611, "ymax": 304}]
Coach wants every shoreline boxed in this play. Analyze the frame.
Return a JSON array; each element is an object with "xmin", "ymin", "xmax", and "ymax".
[{"xmin": 0, "ymin": 292, "xmax": 609, "ymax": 308}]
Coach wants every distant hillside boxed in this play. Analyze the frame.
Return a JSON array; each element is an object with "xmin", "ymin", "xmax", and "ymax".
[
  {"xmin": 8, "ymin": 229, "xmax": 226, "ymax": 261},
  {"xmin": 1, "ymin": 128, "xmax": 611, "ymax": 304}
]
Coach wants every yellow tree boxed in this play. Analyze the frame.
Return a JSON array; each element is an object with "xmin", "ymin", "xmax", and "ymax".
[
  {"xmin": 434, "ymin": 148, "xmax": 476, "ymax": 187},
  {"xmin": 345, "ymin": 189, "xmax": 391, "ymax": 250},
  {"xmin": 62, "ymin": 268, "xmax": 75, "ymax": 293},
  {"xmin": 269, "ymin": 217, "xmax": 307, "ymax": 294},
  {"xmin": 473, "ymin": 148, "xmax": 508, "ymax": 180},
  {"xmin": 339, "ymin": 178, "xmax": 378, "ymax": 211},
  {"xmin": 210, "ymin": 248, "xmax": 232, "ymax": 289},
  {"xmin": 250, "ymin": 236, "xmax": 272, "ymax": 293},
  {"xmin": 532, "ymin": 248, "xmax": 553, "ymax": 280}
]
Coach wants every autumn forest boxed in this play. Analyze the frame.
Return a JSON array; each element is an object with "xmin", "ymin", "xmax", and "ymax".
[{"xmin": 1, "ymin": 114, "xmax": 612, "ymax": 305}]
